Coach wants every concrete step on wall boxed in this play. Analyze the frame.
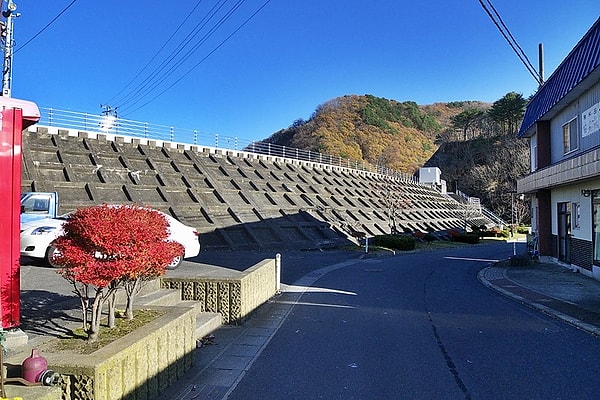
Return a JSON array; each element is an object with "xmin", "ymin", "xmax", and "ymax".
[
  {"xmin": 195, "ymin": 311, "xmax": 222, "ymax": 340},
  {"xmin": 126, "ymin": 290, "xmax": 222, "ymax": 341},
  {"xmin": 2, "ymin": 385, "xmax": 63, "ymax": 400},
  {"xmin": 129, "ymin": 287, "xmax": 182, "ymax": 307}
]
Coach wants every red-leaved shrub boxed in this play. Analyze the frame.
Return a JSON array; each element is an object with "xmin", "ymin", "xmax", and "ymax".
[{"xmin": 53, "ymin": 204, "xmax": 183, "ymax": 341}]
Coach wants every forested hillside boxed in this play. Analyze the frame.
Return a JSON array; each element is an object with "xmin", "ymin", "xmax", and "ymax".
[
  {"xmin": 264, "ymin": 94, "xmax": 442, "ymax": 172},
  {"xmin": 262, "ymin": 93, "xmax": 529, "ymax": 222},
  {"xmin": 424, "ymin": 135, "xmax": 530, "ymax": 223}
]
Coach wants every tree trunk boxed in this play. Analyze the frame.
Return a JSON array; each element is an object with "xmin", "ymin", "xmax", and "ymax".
[
  {"xmin": 87, "ymin": 294, "xmax": 103, "ymax": 342},
  {"xmin": 125, "ymin": 279, "xmax": 141, "ymax": 320},
  {"xmin": 71, "ymin": 279, "xmax": 90, "ymax": 330},
  {"xmin": 79, "ymin": 296, "xmax": 88, "ymax": 331},
  {"xmin": 107, "ymin": 293, "xmax": 116, "ymax": 328},
  {"xmin": 87, "ymin": 286, "xmax": 117, "ymax": 342}
]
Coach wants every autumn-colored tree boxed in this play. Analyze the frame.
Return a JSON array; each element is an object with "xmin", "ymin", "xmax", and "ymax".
[
  {"xmin": 259, "ymin": 95, "xmax": 442, "ymax": 173},
  {"xmin": 52, "ymin": 205, "xmax": 184, "ymax": 342}
]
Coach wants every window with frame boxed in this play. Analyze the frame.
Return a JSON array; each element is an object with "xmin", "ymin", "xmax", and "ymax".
[{"xmin": 562, "ymin": 117, "xmax": 578, "ymax": 154}]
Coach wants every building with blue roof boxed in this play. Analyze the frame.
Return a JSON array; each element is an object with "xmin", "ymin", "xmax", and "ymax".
[{"xmin": 518, "ymin": 17, "xmax": 600, "ymax": 279}]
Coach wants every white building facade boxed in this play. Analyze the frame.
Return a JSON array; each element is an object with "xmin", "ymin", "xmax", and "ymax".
[{"xmin": 518, "ymin": 17, "xmax": 600, "ymax": 279}]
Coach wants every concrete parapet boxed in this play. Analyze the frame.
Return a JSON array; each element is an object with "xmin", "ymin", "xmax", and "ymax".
[
  {"xmin": 161, "ymin": 258, "xmax": 278, "ymax": 324},
  {"xmin": 239, "ymin": 259, "xmax": 279, "ymax": 318}
]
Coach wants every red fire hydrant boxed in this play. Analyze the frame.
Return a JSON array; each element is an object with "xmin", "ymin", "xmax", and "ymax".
[{"xmin": 22, "ymin": 348, "xmax": 54, "ymax": 384}]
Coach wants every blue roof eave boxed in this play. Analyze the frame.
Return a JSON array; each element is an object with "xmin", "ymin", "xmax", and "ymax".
[{"xmin": 518, "ymin": 17, "xmax": 600, "ymax": 138}]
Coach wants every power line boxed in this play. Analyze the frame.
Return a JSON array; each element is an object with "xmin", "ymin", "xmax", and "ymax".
[
  {"xmin": 114, "ymin": 0, "xmax": 236, "ymax": 111},
  {"xmin": 478, "ymin": 0, "xmax": 542, "ymax": 85},
  {"xmin": 105, "ymin": 0, "xmax": 206, "ymax": 106},
  {"xmin": 108, "ymin": 0, "xmax": 271, "ymax": 117},
  {"xmin": 485, "ymin": 0, "xmax": 539, "ymax": 79},
  {"xmin": 14, "ymin": 0, "xmax": 78, "ymax": 53},
  {"xmin": 118, "ymin": 0, "xmax": 247, "ymax": 114},
  {"xmin": 121, "ymin": 0, "xmax": 271, "ymax": 116}
]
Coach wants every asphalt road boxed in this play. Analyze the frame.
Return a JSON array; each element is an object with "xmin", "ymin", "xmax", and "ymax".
[{"xmin": 226, "ymin": 243, "xmax": 600, "ymax": 400}]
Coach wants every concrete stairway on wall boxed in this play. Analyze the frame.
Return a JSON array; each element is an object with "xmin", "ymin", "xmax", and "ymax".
[{"xmin": 113, "ymin": 277, "xmax": 222, "ymax": 341}]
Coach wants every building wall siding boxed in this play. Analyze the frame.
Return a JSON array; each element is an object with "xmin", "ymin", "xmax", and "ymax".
[
  {"xmin": 571, "ymin": 236, "xmax": 594, "ymax": 271},
  {"xmin": 550, "ymin": 80, "xmax": 600, "ymax": 164}
]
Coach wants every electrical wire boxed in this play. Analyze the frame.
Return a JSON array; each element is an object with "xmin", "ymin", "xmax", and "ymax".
[
  {"xmin": 485, "ymin": 0, "xmax": 539, "ymax": 81},
  {"xmin": 113, "ymin": 0, "xmax": 234, "ymax": 111},
  {"xmin": 117, "ymin": 0, "xmax": 247, "ymax": 115},
  {"xmin": 478, "ymin": 0, "xmax": 542, "ymax": 85},
  {"xmin": 105, "ymin": 0, "xmax": 206, "ymax": 105},
  {"xmin": 108, "ymin": 0, "xmax": 270, "ymax": 117},
  {"xmin": 121, "ymin": 0, "xmax": 271, "ymax": 117},
  {"xmin": 14, "ymin": 0, "xmax": 79, "ymax": 53}
]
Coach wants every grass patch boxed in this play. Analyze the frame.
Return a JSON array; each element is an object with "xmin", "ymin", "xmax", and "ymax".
[{"xmin": 41, "ymin": 309, "xmax": 164, "ymax": 354}]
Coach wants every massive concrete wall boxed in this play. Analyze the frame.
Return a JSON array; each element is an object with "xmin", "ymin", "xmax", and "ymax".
[{"xmin": 21, "ymin": 126, "xmax": 491, "ymax": 250}]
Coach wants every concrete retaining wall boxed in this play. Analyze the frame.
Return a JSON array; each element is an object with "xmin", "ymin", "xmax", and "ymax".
[
  {"xmin": 162, "ymin": 258, "xmax": 278, "ymax": 324},
  {"xmin": 44, "ymin": 305, "xmax": 196, "ymax": 400},
  {"xmin": 21, "ymin": 127, "xmax": 495, "ymax": 251}
]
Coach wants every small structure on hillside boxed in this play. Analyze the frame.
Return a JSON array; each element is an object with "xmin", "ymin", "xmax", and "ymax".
[{"xmin": 419, "ymin": 167, "xmax": 446, "ymax": 194}]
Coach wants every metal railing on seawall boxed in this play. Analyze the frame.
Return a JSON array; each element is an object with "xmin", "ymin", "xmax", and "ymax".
[{"xmin": 39, "ymin": 106, "xmax": 416, "ymax": 181}]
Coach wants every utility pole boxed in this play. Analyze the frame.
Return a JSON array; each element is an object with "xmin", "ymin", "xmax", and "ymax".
[
  {"xmin": 99, "ymin": 104, "xmax": 118, "ymax": 132},
  {"xmin": 538, "ymin": 43, "xmax": 545, "ymax": 86},
  {"xmin": 1, "ymin": 0, "xmax": 18, "ymax": 97},
  {"xmin": 100, "ymin": 104, "xmax": 118, "ymax": 118}
]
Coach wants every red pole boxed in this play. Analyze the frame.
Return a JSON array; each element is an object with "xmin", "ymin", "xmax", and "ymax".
[
  {"xmin": 0, "ymin": 107, "xmax": 23, "ymax": 328},
  {"xmin": 0, "ymin": 98, "xmax": 40, "ymax": 329}
]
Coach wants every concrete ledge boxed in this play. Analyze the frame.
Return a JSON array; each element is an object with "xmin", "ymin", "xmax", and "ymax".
[
  {"xmin": 196, "ymin": 312, "xmax": 222, "ymax": 339},
  {"xmin": 4, "ymin": 328, "xmax": 29, "ymax": 349},
  {"xmin": 2, "ymin": 385, "xmax": 63, "ymax": 400}
]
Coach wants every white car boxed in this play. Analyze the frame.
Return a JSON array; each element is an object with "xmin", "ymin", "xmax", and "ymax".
[{"xmin": 20, "ymin": 210, "xmax": 200, "ymax": 269}]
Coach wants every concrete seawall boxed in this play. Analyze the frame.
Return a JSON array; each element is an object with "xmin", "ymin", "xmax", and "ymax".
[{"xmin": 22, "ymin": 126, "xmax": 492, "ymax": 250}]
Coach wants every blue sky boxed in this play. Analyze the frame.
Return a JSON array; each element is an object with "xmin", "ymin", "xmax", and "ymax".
[{"xmin": 9, "ymin": 1, "xmax": 600, "ymax": 143}]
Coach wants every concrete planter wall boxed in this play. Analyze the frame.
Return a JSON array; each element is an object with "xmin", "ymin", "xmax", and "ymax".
[
  {"xmin": 45, "ymin": 305, "xmax": 196, "ymax": 400},
  {"xmin": 162, "ymin": 258, "xmax": 278, "ymax": 324},
  {"xmin": 8, "ymin": 259, "xmax": 277, "ymax": 399}
]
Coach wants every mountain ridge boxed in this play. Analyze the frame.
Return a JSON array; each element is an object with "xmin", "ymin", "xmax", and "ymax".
[
  {"xmin": 262, "ymin": 93, "xmax": 529, "ymax": 222},
  {"xmin": 263, "ymin": 94, "xmax": 492, "ymax": 173}
]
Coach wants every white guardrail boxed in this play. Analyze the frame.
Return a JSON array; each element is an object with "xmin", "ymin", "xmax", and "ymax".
[{"xmin": 38, "ymin": 107, "xmax": 416, "ymax": 181}]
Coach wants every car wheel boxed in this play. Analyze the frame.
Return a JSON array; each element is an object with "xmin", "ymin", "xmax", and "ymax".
[
  {"xmin": 45, "ymin": 245, "xmax": 61, "ymax": 267},
  {"xmin": 167, "ymin": 254, "xmax": 183, "ymax": 270}
]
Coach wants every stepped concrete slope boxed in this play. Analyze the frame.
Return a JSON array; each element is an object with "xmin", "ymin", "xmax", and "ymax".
[{"xmin": 21, "ymin": 126, "xmax": 492, "ymax": 250}]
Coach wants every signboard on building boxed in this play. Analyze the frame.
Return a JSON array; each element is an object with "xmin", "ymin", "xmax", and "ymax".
[{"xmin": 582, "ymin": 101, "xmax": 600, "ymax": 137}]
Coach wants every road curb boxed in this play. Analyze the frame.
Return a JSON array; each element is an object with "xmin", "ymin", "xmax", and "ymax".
[{"xmin": 478, "ymin": 265, "xmax": 600, "ymax": 337}]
